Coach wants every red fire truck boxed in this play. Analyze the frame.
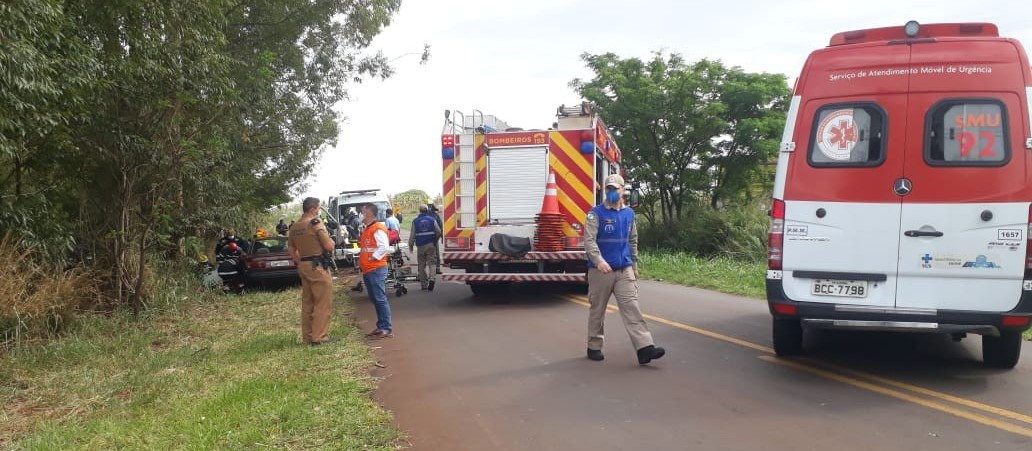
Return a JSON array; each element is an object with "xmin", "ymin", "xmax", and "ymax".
[{"xmin": 439, "ymin": 103, "xmax": 630, "ymax": 295}]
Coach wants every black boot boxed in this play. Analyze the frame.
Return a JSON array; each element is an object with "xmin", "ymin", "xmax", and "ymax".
[
  {"xmin": 587, "ymin": 349, "xmax": 604, "ymax": 361},
  {"xmin": 637, "ymin": 345, "xmax": 666, "ymax": 365},
  {"xmin": 428, "ymin": 280, "xmax": 435, "ymax": 291}
]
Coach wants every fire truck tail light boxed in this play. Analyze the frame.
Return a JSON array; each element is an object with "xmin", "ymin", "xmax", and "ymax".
[
  {"xmin": 442, "ymin": 135, "xmax": 456, "ymax": 159},
  {"xmin": 565, "ymin": 236, "xmax": 584, "ymax": 249},
  {"xmin": 445, "ymin": 237, "xmax": 472, "ymax": 250},
  {"xmin": 578, "ymin": 130, "xmax": 595, "ymax": 154}
]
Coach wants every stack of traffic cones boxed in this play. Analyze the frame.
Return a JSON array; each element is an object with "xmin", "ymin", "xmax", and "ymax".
[{"xmin": 535, "ymin": 172, "xmax": 565, "ymax": 251}]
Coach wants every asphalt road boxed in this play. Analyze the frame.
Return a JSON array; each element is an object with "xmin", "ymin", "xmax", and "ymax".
[{"xmin": 352, "ymin": 265, "xmax": 1032, "ymax": 450}]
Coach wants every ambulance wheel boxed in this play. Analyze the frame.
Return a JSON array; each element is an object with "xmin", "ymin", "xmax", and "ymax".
[
  {"xmin": 772, "ymin": 318, "xmax": 803, "ymax": 356},
  {"xmin": 982, "ymin": 331, "xmax": 1022, "ymax": 369}
]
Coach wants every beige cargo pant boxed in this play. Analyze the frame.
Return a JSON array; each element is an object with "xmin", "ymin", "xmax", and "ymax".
[
  {"xmin": 299, "ymin": 263, "xmax": 333, "ymax": 344},
  {"xmin": 587, "ymin": 266, "xmax": 654, "ymax": 351},
  {"xmin": 416, "ymin": 244, "xmax": 438, "ymax": 287}
]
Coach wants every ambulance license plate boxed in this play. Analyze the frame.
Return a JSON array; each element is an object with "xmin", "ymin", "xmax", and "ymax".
[{"xmin": 811, "ymin": 280, "xmax": 867, "ymax": 298}]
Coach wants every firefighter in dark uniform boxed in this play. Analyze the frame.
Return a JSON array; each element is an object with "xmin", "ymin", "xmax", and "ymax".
[
  {"xmin": 287, "ymin": 197, "xmax": 337, "ymax": 345},
  {"xmin": 215, "ymin": 228, "xmax": 248, "ymax": 255}
]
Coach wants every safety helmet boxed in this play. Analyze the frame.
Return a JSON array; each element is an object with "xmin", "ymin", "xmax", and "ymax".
[{"xmin": 255, "ymin": 228, "xmax": 268, "ymax": 238}]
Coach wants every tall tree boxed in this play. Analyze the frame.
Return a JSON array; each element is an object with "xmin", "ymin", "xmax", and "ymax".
[
  {"xmin": 571, "ymin": 52, "xmax": 789, "ymax": 223},
  {"xmin": 391, "ymin": 189, "xmax": 431, "ymax": 214},
  {"xmin": 0, "ymin": 0, "xmax": 409, "ymax": 308},
  {"xmin": 0, "ymin": 0, "xmax": 95, "ymax": 260}
]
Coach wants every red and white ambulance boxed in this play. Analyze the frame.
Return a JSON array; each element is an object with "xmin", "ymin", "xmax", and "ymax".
[{"xmin": 767, "ymin": 21, "xmax": 1032, "ymax": 368}]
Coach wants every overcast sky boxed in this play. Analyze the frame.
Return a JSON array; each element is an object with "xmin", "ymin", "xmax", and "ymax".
[{"xmin": 297, "ymin": 0, "xmax": 1031, "ymax": 202}]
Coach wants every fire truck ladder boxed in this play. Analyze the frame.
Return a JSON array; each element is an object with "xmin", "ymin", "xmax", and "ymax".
[{"xmin": 451, "ymin": 109, "xmax": 479, "ymax": 229}]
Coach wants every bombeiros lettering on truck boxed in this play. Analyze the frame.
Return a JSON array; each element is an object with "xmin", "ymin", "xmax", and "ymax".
[{"xmin": 766, "ymin": 21, "xmax": 1032, "ymax": 369}]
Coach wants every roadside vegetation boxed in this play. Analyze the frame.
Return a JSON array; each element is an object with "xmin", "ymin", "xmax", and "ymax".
[
  {"xmin": 639, "ymin": 253, "xmax": 766, "ymax": 299},
  {"xmin": 573, "ymin": 52, "xmax": 783, "ymax": 303},
  {"xmin": 1, "ymin": 267, "xmax": 398, "ymax": 449},
  {"xmin": 0, "ymin": 0, "xmax": 423, "ymax": 341}
]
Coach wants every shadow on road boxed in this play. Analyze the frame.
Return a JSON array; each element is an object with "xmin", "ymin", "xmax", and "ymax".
[
  {"xmin": 803, "ymin": 329, "xmax": 1016, "ymax": 392},
  {"xmin": 683, "ymin": 310, "xmax": 1013, "ymax": 398},
  {"xmin": 405, "ymin": 282, "xmax": 579, "ymax": 310}
]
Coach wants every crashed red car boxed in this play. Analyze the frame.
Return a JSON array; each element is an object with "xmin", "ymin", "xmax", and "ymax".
[{"xmin": 242, "ymin": 236, "xmax": 299, "ymax": 287}]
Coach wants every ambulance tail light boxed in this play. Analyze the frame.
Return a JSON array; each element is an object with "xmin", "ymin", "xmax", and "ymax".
[
  {"xmin": 772, "ymin": 303, "xmax": 797, "ymax": 316},
  {"xmin": 1002, "ymin": 315, "xmax": 1030, "ymax": 328},
  {"xmin": 768, "ymin": 199, "xmax": 785, "ymax": 270},
  {"xmin": 1025, "ymin": 204, "xmax": 1032, "ymax": 279},
  {"xmin": 445, "ymin": 237, "xmax": 472, "ymax": 250}
]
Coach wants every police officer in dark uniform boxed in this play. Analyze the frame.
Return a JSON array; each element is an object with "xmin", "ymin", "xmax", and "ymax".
[{"xmin": 287, "ymin": 197, "xmax": 337, "ymax": 345}]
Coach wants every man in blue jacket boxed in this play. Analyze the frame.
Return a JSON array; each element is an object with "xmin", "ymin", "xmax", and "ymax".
[
  {"xmin": 409, "ymin": 205, "xmax": 442, "ymax": 291},
  {"xmin": 584, "ymin": 174, "xmax": 665, "ymax": 365}
]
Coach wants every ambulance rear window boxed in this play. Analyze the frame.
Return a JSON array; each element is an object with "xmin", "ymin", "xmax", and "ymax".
[
  {"xmin": 925, "ymin": 100, "xmax": 1009, "ymax": 166},
  {"xmin": 808, "ymin": 104, "xmax": 886, "ymax": 167}
]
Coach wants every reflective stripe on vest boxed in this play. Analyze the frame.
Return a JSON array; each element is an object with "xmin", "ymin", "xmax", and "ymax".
[{"xmin": 413, "ymin": 215, "xmax": 438, "ymax": 247}]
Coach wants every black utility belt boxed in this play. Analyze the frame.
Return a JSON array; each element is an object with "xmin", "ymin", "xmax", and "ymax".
[{"xmin": 300, "ymin": 255, "xmax": 323, "ymax": 261}]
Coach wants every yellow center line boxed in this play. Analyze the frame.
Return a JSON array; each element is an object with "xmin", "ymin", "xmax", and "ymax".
[
  {"xmin": 805, "ymin": 359, "xmax": 1032, "ymax": 425},
  {"xmin": 559, "ymin": 293, "xmax": 1032, "ymax": 435},
  {"xmin": 564, "ymin": 295, "xmax": 773, "ymax": 354},
  {"xmin": 760, "ymin": 356, "xmax": 1032, "ymax": 438}
]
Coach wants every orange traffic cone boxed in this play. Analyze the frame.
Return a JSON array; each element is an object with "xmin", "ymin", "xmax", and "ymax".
[
  {"xmin": 540, "ymin": 171, "xmax": 560, "ymax": 215},
  {"xmin": 535, "ymin": 171, "xmax": 565, "ymax": 251}
]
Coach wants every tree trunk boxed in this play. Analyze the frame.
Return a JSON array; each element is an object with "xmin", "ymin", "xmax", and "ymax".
[{"xmin": 13, "ymin": 156, "xmax": 22, "ymax": 198}]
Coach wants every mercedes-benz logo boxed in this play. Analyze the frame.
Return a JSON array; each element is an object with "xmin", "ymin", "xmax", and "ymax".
[{"xmin": 893, "ymin": 178, "xmax": 913, "ymax": 196}]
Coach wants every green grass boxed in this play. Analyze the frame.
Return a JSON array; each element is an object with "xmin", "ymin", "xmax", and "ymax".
[
  {"xmin": 396, "ymin": 214, "xmax": 410, "ymax": 232},
  {"xmin": 1, "ymin": 284, "xmax": 399, "ymax": 450},
  {"xmin": 639, "ymin": 251, "xmax": 766, "ymax": 299}
]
